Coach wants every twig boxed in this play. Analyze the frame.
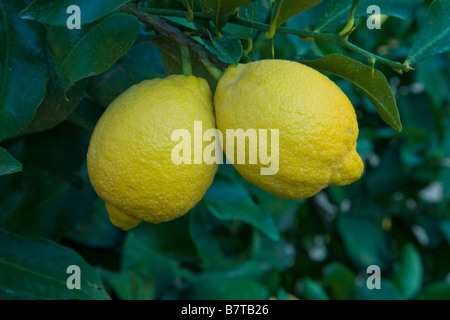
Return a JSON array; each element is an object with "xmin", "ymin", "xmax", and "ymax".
[
  {"xmin": 121, "ymin": 4, "xmax": 229, "ymax": 70},
  {"xmin": 131, "ymin": 6, "xmax": 412, "ymax": 73}
]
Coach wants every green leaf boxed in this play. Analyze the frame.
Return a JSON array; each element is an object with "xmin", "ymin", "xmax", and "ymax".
[
  {"xmin": 417, "ymin": 281, "xmax": 450, "ymax": 300},
  {"xmin": 67, "ymin": 198, "xmax": 124, "ymax": 249},
  {"xmin": 17, "ymin": 78, "xmax": 87, "ymax": 136},
  {"xmin": 203, "ymin": 173, "xmax": 280, "ymax": 241},
  {"xmin": 0, "ymin": 230, "xmax": 110, "ymax": 299},
  {"xmin": 100, "ymin": 269, "xmax": 155, "ymax": 300},
  {"xmin": 200, "ymin": 0, "xmax": 251, "ymax": 34},
  {"xmin": 302, "ymin": 278, "xmax": 329, "ymax": 300},
  {"xmin": 297, "ymin": 54, "xmax": 402, "ymax": 132},
  {"xmin": 353, "ymin": 280, "xmax": 403, "ymax": 300},
  {"xmin": 315, "ymin": 0, "xmax": 423, "ymax": 32},
  {"xmin": 0, "ymin": 0, "xmax": 48, "ymax": 141},
  {"xmin": 206, "ymin": 29, "xmax": 243, "ymax": 65},
  {"xmin": 46, "ymin": 12, "xmax": 139, "ymax": 93},
  {"xmin": 392, "ymin": 244, "xmax": 423, "ymax": 299},
  {"xmin": 189, "ymin": 274, "xmax": 269, "ymax": 299},
  {"xmin": 20, "ymin": 0, "xmax": 130, "ymax": 25},
  {"xmin": 324, "ymin": 262, "xmax": 356, "ymax": 299},
  {"xmin": 337, "ymin": 215, "xmax": 392, "ymax": 270},
  {"xmin": 267, "ymin": 0, "xmax": 322, "ymax": 39},
  {"xmin": 0, "ymin": 148, "xmax": 22, "ymax": 176},
  {"xmin": 88, "ymin": 42, "xmax": 164, "ymax": 107},
  {"xmin": 440, "ymin": 219, "xmax": 450, "ymax": 246},
  {"xmin": 406, "ymin": 0, "xmax": 450, "ymax": 64}
]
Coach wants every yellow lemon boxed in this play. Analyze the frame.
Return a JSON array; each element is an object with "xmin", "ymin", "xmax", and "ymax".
[
  {"xmin": 214, "ymin": 59, "xmax": 363, "ymax": 200},
  {"xmin": 87, "ymin": 75, "xmax": 218, "ymax": 230}
]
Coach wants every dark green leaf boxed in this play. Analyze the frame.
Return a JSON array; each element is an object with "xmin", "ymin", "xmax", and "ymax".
[
  {"xmin": 203, "ymin": 173, "xmax": 280, "ymax": 241},
  {"xmin": 206, "ymin": 29, "xmax": 243, "ymax": 65},
  {"xmin": 302, "ymin": 278, "xmax": 329, "ymax": 300},
  {"xmin": 200, "ymin": 0, "xmax": 251, "ymax": 34},
  {"xmin": 0, "ymin": 148, "xmax": 22, "ymax": 176},
  {"xmin": 88, "ymin": 42, "xmax": 164, "ymax": 107},
  {"xmin": 0, "ymin": 230, "xmax": 110, "ymax": 299},
  {"xmin": 0, "ymin": 0, "xmax": 48, "ymax": 141},
  {"xmin": 406, "ymin": 0, "xmax": 450, "ymax": 64},
  {"xmin": 297, "ymin": 54, "xmax": 402, "ymax": 132},
  {"xmin": 100, "ymin": 269, "xmax": 154, "ymax": 300},
  {"xmin": 189, "ymin": 274, "xmax": 269, "ymax": 299},
  {"xmin": 67, "ymin": 98, "xmax": 105, "ymax": 133},
  {"xmin": 337, "ymin": 215, "xmax": 392, "ymax": 270},
  {"xmin": 440, "ymin": 219, "xmax": 450, "ymax": 246},
  {"xmin": 267, "ymin": 0, "xmax": 322, "ymax": 38},
  {"xmin": 353, "ymin": 280, "xmax": 403, "ymax": 300},
  {"xmin": 17, "ymin": 78, "xmax": 87, "ymax": 136},
  {"xmin": 417, "ymin": 281, "xmax": 450, "ymax": 300},
  {"xmin": 392, "ymin": 244, "xmax": 423, "ymax": 299},
  {"xmin": 20, "ymin": 0, "xmax": 130, "ymax": 25},
  {"xmin": 324, "ymin": 262, "xmax": 356, "ymax": 299},
  {"xmin": 47, "ymin": 12, "xmax": 139, "ymax": 93},
  {"xmin": 67, "ymin": 198, "xmax": 124, "ymax": 249},
  {"xmin": 315, "ymin": 0, "xmax": 422, "ymax": 32}
]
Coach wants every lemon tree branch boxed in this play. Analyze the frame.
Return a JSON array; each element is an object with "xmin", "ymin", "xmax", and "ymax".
[{"xmin": 130, "ymin": 5, "xmax": 412, "ymax": 73}]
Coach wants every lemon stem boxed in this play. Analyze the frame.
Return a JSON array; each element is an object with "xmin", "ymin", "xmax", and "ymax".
[
  {"xmin": 338, "ymin": 0, "xmax": 361, "ymax": 37},
  {"xmin": 180, "ymin": 46, "xmax": 192, "ymax": 76},
  {"xmin": 201, "ymin": 59, "xmax": 224, "ymax": 81}
]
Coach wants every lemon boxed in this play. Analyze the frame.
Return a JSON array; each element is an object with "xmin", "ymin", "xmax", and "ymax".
[
  {"xmin": 214, "ymin": 59, "xmax": 364, "ymax": 200},
  {"xmin": 87, "ymin": 75, "xmax": 218, "ymax": 230}
]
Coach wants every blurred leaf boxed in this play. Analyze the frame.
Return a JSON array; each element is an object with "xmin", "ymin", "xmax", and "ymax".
[
  {"xmin": 189, "ymin": 273, "xmax": 269, "ymax": 299},
  {"xmin": 0, "ymin": 123, "xmax": 97, "ymax": 240},
  {"xmin": 133, "ymin": 214, "xmax": 198, "ymax": 261},
  {"xmin": 324, "ymin": 262, "xmax": 356, "ymax": 299},
  {"xmin": 47, "ymin": 12, "xmax": 139, "ymax": 93},
  {"xmin": 406, "ymin": 0, "xmax": 450, "ymax": 64},
  {"xmin": 337, "ymin": 215, "xmax": 392, "ymax": 270},
  {"xmin": 16, "ymin": 78, "xmax": 87, "ymax": 136},
  {"xmin": 267, "ymin": 0, "xmax": 322, "ymax": 38},
  {"xmin": 393, "ymin": 244, "xmax": 423, "ymax": 299},
  {"xmin": 0, "ymin": 148, "xmax": 22, "ymax": 176},
  {"xmin": 0, "ymin": 0, "xmax": 48, "ymax": 141},
  {"xmin": 417, "ymin": 281, "xmax": 450, "ymax": 300},
  {"xmin": 67, "ymin": 198, "xmax": 124, "ymax": 249},
  {"xmin": 20, "ymin": 0, "xmax": 130, "ymax": 25},
  {"xmin": 120, "ymin": 231, "xmax": 182, "ymax": 298},
  {"xmin": 297, "ymin": 54, "xmax": 402, "ymax": 132},
  {"xmin": 100, "ymin": 269, "xmax": 154, "ymax": 300},
  {"xmin": 0, "ymin": 230, "xmax": 110, "ymax": 299},
  {"xmin": 67, "ymin": 98, "xmax": 105, "ymax": 133},
  {"xmin": 353, "ymin": 280, "xmax": 403, "ymax": 300},
  {"xmin": 88, "ymin": 41, "xmax": 164, "ymax": 107},
  {"xmin": 440, "ymin": 219, "xmax": 450, "ymax": 246},
  {"xmin": 251, "ymin": 232, "xmax": 296, "ymax": 271},
  {"xmin": 302, "ymin": 278, "xmax": 329, "ymax": 300},
  {"xmin": 200, "ymin": 0, "xmax": 251, "ymax": 34},
  {"xmin": 315, "ymin": 0, "xmax": 422, "ymax": 32},
  {"xmin": 203, "ymin": 173, "xmax": 280, "ymax": 241},
  {"xmin": 206, "ymin": 30, "xmax": 243, "ymax": 65}
]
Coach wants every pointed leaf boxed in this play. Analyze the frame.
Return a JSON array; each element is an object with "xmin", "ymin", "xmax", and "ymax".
[
  {"xmin": 200, "ymin": 0, "xmax": 251, "ymax": 34},
  {"xmin": 393, "ymin": 244, "xmax": 423, "ymax": 299},
  {"xmin": 206, "ymin": 29, "xmax": 243, "ymax": 65},
  {"xmin": 0, "ymin": 148, "xmax": 22, "ymax": 176},
  {"xmin": 20, "ymin": 0, "xmax": 130, "ymax": 25},
  {"xmin": 0, "ymin": 0, "xmax": 48, "ymax": 141},
  {"xmin": 406, "ymin": 0, "xmax": 450, "ymax": 64},
  {"xmin": 296, "ymin": 54, "xmax": 402, "ymax": 132},
  {"xmin": 46, "ymin": 12, "xmax": 139, "ymax": 93},
  {"xmin": 203, "ymin": 173, "xmax": 280, "ymax": 241},
  {"xmin": 267, "ymin": 0, "xmax": 322, "ymax": 38},
  {"xmin": 0, "ymin": 230, "xmax": 110, "ymax": 300}
]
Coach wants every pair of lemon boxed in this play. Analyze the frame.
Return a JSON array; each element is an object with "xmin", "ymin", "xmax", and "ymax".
[{"xmin": 87, "ymin": 59, "xmax": 364, "ymax": 230}]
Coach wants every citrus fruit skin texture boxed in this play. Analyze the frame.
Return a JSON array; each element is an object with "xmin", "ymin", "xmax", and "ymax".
[
  {"xmin": 87, "ymin": 75, "xmax": 218, "ymax": 230},
  {"xmin": 214, "ymin": 59, "xmax": 364, "ymax": 200}
]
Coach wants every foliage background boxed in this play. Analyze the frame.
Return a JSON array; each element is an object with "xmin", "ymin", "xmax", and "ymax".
[{"xmin": 0, "ymin": 0, "xmax": 449, "ymax": 300}]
